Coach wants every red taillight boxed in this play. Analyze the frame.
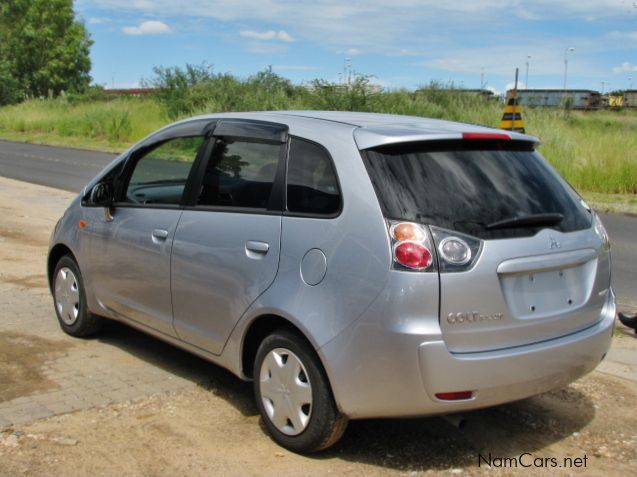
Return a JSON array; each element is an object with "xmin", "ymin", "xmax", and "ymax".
[
  {"xmin": 435, "ymin": 391, "xmax": 473, "ymax": 401},
  {"xmin": 462, "ymin": 132, "xmax": 511, "ymax": 141},
  {"xmin": 394, "ymin": 241, "xmax": 432, "ymax": 269},
  {"xmin": 387, "ymin": 220, "xmax": 435, "ymax": 272}
]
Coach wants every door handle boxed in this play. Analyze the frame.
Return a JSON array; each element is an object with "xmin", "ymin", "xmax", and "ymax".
[
  {"xmin": 152, "ymin": 229, "xmax": 169, "ymax": 241},
  {"xmin": 246, "ymin": 241, "xmax": 269, "ymax": 255}
]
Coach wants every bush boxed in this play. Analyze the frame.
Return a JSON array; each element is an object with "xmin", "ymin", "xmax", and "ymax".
[{"xmin": 143, "ymin": 63, "xmax": 219, "ymax": 119}]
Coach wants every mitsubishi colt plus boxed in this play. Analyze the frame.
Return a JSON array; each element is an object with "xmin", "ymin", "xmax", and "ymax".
[{"xmin": 48, "ymin": 111, "xmax": 615, "ymax": 453}]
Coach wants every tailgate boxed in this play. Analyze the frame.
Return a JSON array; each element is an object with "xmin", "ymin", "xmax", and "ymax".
[{"xmin": 439, "ymin": 227, "xmax": 611, "ymax": 353}]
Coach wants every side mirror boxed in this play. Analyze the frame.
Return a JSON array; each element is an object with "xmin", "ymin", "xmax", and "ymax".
[{"xmin": 89, "ymin": 181, "xmax": 114, "ymax": 207}]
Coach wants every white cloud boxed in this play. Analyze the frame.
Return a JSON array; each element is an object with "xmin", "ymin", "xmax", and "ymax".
[
  {"xmin": 87, "ymin": 17, "xmax": 111, "ymax": 24},
  {"xmin": 608, "ymin": 31, "xmax": 637, "ymax": 42},
  {"xmin": 515, "ymin": 9, "xmax": 542, "ymax": 20},
  {"xmin": 239, "ymin": 30, "xmax": 294, "ymax": 42},
  {"xmin": 338, "ymin": 48, "xmax": 362, "ymax": 56},
  {"xmin": 506, "ymin": 81, "xmax": 526, "ymax": 90},
  {"xmin": 613, "ymin": 62, "xmax": 637, "ymax": 73},
  {"xmin": 244, "ymin": 43, "xmax": 290, "ymax": 54},
  {"xmin": 389, "ymin": 48, "xmax": 420, "ymax": 57},
  {"xmin": 123, "ymin": 20, "xmax": 171, "ymax": 35},
  {"xmin": 422, "ymin": 39, "xmax": 602, "ymax": 78}
]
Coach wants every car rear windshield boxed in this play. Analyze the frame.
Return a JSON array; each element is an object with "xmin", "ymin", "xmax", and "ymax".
[{"xmin": 362, "ymin": 141, "xmax": 592, "ymax": 240}]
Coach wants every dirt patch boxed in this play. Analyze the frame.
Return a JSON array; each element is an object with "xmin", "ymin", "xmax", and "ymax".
[
  {"xmin": 0, "ymin": 331, "xmax": 71, "ymax": 402},
  {"xmin": 0, "ymin": 274, "xmax": 48, "ymax": 289},
  {"xmin": 0, "ymin": 228, "xmax": 48, "ymax": 248}
]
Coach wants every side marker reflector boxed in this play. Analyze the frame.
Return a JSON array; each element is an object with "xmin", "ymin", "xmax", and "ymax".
[
  {"xmin": 78, "ymin": 220, "xmax": 87, "ymax": 229},
  {"xmin": 435, "ymin": 391, "xmax": 473, "ymax": 401}
]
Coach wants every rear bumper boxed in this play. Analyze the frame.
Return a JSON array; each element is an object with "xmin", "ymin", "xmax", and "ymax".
[
  {"xmin": 419, "ymin": 292, "xmax": 615, "ymax": 411},
  {"xmin": 320, "ymin": 289, "xmax": 615, "ymax": 419}
]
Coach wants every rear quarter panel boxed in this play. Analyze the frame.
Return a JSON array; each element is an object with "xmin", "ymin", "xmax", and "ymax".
[{"xmin": 221, "ymin": 121, "xmax": 392, "ymax": 371}]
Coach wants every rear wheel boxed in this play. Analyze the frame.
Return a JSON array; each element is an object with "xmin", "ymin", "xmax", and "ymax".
[
  {"xmin": 53, "ymin": 255, "xmax": 103, "ymax": 337},
  {"xmin": 254, "ymin": 330, "xmax": 348, "ymax": 453}
]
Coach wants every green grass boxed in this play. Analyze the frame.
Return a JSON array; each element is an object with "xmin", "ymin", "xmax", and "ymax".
[
  {"xmin": 0, "ymin": 96, "xmax": 165, "ymax": 152},
  {"xmin": 1, "ymin": 88, "xmax": 636, "ymax": 202},
  {"xmin": 581, "ymin": 191, "xmax": 637, "ymax": 215},
  {"xmin": 525, "ymin": 108, "xmax": 637, "ymax": 195}
]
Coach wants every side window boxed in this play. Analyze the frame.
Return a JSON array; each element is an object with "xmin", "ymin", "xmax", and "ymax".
[
  {"xmin": 287, "ymin": 138, "xmax": 341, "ymax": 216},
  {"xmin": 197, "ymin": 139, "xmax": 281, "ymax": 209},
  {"xmin": 124, "ymin": 136, "xmax": 205, "ymax": 205}
]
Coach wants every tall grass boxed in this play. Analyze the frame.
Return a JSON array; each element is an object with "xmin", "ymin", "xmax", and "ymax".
[
  {"xmin": 0, "ymin": 70, "xmax": 635, "ymax": 194},
  {"xmin": 0, "ymin": 95, "xmax": 164, "ymax": 151},
  {"xmin": 525, "ymin": 109, "xmax": 637, "ymax": 193}
]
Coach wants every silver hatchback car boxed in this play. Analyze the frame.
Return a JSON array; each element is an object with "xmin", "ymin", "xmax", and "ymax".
[{"xmin": 48, "ymin": 111, "xmax": 615, "ymax": 452}]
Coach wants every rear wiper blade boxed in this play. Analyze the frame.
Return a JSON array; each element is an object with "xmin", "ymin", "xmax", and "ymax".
[{"xmin": 486, "ymin": 213, "xmax": 564, "ymax": 230}]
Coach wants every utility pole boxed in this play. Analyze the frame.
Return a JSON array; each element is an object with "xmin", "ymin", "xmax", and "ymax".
[
  {"xmin": 525, "ymin": 55, "xmax": 531, "ymax": 89},
  {"xmin": 345, "ymin": 57, "xmax": 352, "ymax": 86},
  {"xmin": 563, "ymin": 47, "xmax": 575, "ymax": 91},
  {"xmin": 601, "ymin": 81, "xmax": 608, "ymax": 95}
]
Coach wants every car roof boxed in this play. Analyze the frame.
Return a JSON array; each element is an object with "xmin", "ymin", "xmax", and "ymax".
[{"xmin": 185, "ymin": 110, "xmax": 539, "ymax": 150}]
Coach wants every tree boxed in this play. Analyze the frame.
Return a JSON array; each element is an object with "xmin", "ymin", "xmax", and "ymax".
[{"xmin": 0, "ymin": 0, "xmax": 92, "ymax": 104}]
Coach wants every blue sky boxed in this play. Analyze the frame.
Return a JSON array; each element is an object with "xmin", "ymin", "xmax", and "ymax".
[{"xmin": 76, "ymin": 1, "xmax": 637, "ymax": 94}]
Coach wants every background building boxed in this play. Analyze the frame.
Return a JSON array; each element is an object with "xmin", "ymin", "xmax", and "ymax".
[{"xmin": 512, "ymin": 89, "xmax": 601, "ymax": 110}]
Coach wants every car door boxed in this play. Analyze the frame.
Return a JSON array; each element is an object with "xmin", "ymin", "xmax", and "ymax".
[
  {"xmin": 171, "ymin": 120, "xmax": 287, "ymax": 354},
  {"xmin": 86, "ymin": 128, "xmax": 209, "ymax": 336}
]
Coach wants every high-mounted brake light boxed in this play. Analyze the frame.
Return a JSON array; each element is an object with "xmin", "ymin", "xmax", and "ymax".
[{"xmin": 462, "ymin": 132, "xmax": 511, "ymax": 141}]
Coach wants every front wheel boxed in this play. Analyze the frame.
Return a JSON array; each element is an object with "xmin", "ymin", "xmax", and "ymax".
[
  {"xmin": 53, "ymin": 255, "xmax": 103, "ymax": 337},
  {"xmin": 254, "ymin": 330, "xmax": 348, "ymax": 453}
]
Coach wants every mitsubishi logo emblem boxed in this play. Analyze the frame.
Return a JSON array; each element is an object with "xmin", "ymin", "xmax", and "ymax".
[{"xmin": 549, "ymin": 236, "xmax": 561, "ymax": 249}]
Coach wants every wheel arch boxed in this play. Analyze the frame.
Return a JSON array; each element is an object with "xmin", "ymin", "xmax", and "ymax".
[
  {"xmin": 241, "ymin": 314, "xmax": 319, "ymax": 380},
  {"xmin": 47, "ymin": 243, "xmax": 76, "ymax": 292}
]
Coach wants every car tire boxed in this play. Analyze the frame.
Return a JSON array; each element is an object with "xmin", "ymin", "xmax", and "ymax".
[
  {"xmin": 254, "ymin": 329, "xmax": 348, "ymax": 453},
  {"xmin": 52, "ymin": 255, "xmax": 103, "ymax": 337}
]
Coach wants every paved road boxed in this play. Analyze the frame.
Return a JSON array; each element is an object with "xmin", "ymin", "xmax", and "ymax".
[
  {"xmin": 601, "ymin": 212, "xmax": 637, "ymax": 310},
  {"xmin": 0, "ymin": 139, "xmax": 635, "ymax": 310},
  {"xmin": 0, "ymin": 140, "xmax": 117, "ymax": 192}
]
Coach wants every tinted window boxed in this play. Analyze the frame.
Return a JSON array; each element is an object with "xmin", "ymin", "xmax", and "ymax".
[
  {"xmin": 124, "ymin": 136, "xmax": 204, "ymax": 205},
  {"xmin": 198, "ymin": 139, "xmax": 280, "ymax": 209},
  {"xmin": 363, "ymin": 141, "xmax": 591, "ymax": 239},
  {"xmin": 287, "ymin": 138, "xmax": 341, "ymax": 215}
]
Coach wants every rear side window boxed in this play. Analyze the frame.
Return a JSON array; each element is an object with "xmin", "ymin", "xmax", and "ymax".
[
  {"xmin": 363, "ymin": 141, "xmax": 591, "ymax": 239},
  {"xmin": 198, "ymin": 139, "xmax": 280, "ymax": 209},
  {"xmin": 286, "ymin": 138, "xmax": 341, "ymax": 216}
]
